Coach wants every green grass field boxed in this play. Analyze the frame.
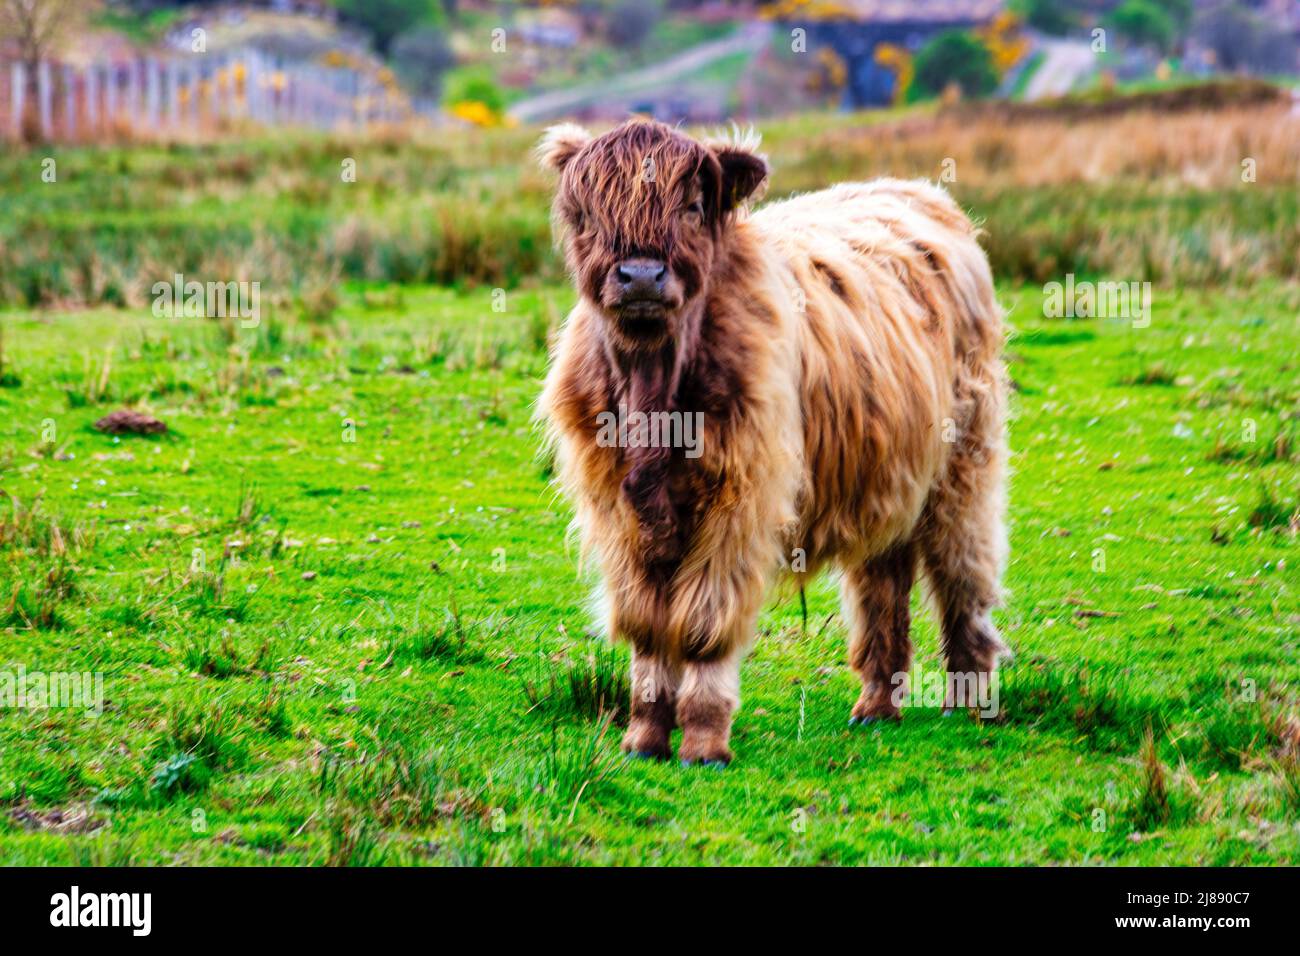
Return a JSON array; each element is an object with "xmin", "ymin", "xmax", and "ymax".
[{"xmin": 0, "ymin": 275, "xmax": 1295, "ymax": 865}]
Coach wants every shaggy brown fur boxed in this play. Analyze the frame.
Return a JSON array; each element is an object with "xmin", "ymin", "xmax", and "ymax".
[{"xmin": 538, "ymin": 119, "xmax": 1008, "ymax": 766}]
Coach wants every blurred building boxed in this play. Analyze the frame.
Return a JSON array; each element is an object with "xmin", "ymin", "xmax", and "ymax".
[{"xmin": 782, "ymin": 0, "xmax": 1004, "ymax": 107}]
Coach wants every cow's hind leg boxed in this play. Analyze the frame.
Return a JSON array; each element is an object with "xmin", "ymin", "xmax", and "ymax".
[
  {"xmin": 918, "ymin": 423, "xmax": 1009, "ymax": 711},
  {"xmin": 844, "ymin": 542, "xmax": 916, "ymax": 724},
  {"xmin": 621, "ymin": 651, "xmax": 679, "ymax": 760},
  {"xmin": 921, "ymin": 543, "xmax": 1007, "ymax": 712}
]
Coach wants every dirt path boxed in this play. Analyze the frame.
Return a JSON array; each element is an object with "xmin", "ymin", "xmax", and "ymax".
[
  {"xmin": 509, "ymin": 22, "xmax": 773, "ymax": 123},
  {"xmin": 1025, "ymin": 37, "xmax": 1096, "ymax": 100}
]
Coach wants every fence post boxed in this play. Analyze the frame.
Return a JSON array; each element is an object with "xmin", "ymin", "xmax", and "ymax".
[
  {"xmin": 246, "ymin": 53, "xmax": 260, "ymax": 122},
  {"xmin": 265, "ymin": 54, "xmax": 276, "ymax": 122},
  {"xmin": 176, "ymin": 64, "xmax": 185, "ymax": 126},
  {"xmin": 9, "ymin": 63, "xmax": 22, "ymax": 139},
  {"xmin": 105, "ymin": 63, "xmax": 118, "ymax": 129},
  {"xmin": 212, "ymin": 59, "xmax": 222, "ymax": 122},
  {"xmin": 124, "ymin": 59, "xmax": 138, "ymax": 131},
  {"xmin": 351, "ymin": 69, "xmax": 360, "ymax": 129},
  {"xmin": 320, "ymin": 68, "xmax": 330, "ymax": 128},
  {"xmin": 63, "ymin": 64, "xmax": 76, "ymax": 140},
  {"xmin": 201, "ymin": 62, "xmax": 210, "ymax": 123},
  {"xmin": 146, "ymin": 56, "xmax": 160, "ymax": 130},
  {"xmin": 168, "ymin": 60, "xmax": 180, "ymax": 127},
  {"xmin": 307, "ymin": 68, "xmax": 316, "ymax": 127},
  {"xmin": 86, "ymin": 64, "xmax": 98, "ymax": 133},
  {"xmin": 38, "ymin": 61, "xmax": 52, "ymax": 138}
]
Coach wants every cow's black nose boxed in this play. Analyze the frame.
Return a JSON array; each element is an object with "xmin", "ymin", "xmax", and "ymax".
[{"xmin": 615, "ymin": 259, "xmax": 667, "ymax": 297}]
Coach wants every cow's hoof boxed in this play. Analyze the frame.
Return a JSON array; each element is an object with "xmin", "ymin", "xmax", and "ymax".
[
  {"xmin": 849, "ymin": 715, "xmax": 888, "ymax": 728},
  {"xmin": 629, "ymin": 749, "xmax": 669, "ymax": 761},
  {"xmin": 849, "ymin": 706, "xmax": 901, "ymax": 727},
  {"xmin": 678, "ymin": 729, "xmax": 732, "ymax": 768},
  {"xmin": 621, "ymin": 725, "xmax": 671, "ymax": 761}
]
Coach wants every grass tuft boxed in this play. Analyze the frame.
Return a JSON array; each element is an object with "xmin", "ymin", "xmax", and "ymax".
[
  {"xmin": 148, "ymin": 699, "xmax": 248, "ymax": 801},
  {"xmin": 535, "ymin": 714, "xmax": 624, "ymax": 822},
  {"xmin": 520, "ymin": 642, "xmax": 629, "ymax": 725},
  {"xmin": 0, "ymin": 492, "xmax": 90, "ymax": 557},
  {"xmin": 381, "ymin": 595, "xmax": 491, "ymax": 665},
  {"xmin": 324, "ymin": 806, "xmax": 384, "ymax": 867},
  {"xmin": 1246, "ymin": 483, "xmax": 1298, "ymax": 532},
  {"xmin": 1194, "ymin": 690, "xmax": 1272, "ymax": 772},
  {"xmin": 1207, "ymin": 423, "xmax": 1297, "ymax": 465},
  {"xmin": 997, "ymin": 657, "xmax": 1163, "ymax": 749},
  {"xmin": 1119, "ymin": 361, "xmax": 1177, "ymax": 386},
  {"xmin": 1, "ymin": 561, "xmax": 77, "ymax": 630},
  {"xmin": 63, "ymin": 350, "xmax": 116, "ymax": 407},
  {"xmin": 1132, "ymin": 726, "xmax": 1172, "ymax": 829}
]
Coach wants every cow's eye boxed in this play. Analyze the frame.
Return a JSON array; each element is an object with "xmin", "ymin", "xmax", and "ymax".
[{"xmin": 683, "ymin": 200, "xmax": 704, "ymax": 223}]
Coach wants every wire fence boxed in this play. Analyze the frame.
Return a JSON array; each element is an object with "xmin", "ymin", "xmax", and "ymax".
[{"xmin": 1, "ymin": 50, "xmax": 413, "ymax": 142}]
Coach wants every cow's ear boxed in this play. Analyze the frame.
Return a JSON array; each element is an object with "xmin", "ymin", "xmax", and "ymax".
[
  {"xmin": 537, "ymin": 123, "xmax": 591, "ymax": 174},
  {"xmin": 710, "ymin": 138, "xmax": 768, "ymax": 211}
]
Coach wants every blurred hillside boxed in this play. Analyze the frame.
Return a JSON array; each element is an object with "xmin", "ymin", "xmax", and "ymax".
[
  {"xmin": 1, "ymin": 78, "xmax": 1296, "ymax": 311},
  {"xmin": 0, "ymin": 0, "xmax": 1297, "ymax": 140}
]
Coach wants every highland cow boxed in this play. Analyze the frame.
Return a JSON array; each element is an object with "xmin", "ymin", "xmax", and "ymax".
[{"xmin": 538, "ymin": 119, "xmax": 1008, "ymax": 767}]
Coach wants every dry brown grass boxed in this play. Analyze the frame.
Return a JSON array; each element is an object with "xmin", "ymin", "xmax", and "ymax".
[{"xmin": 768, "ymin": 103, "xmax": 1300, "ymax": 191}]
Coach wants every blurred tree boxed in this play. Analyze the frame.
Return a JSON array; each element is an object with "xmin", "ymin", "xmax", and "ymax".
[
  {"xmin": 979, "ymin": 10, "xmax": 1031, "ymax": 76},
  {"xmin": 335, "ymin": 0, "xmax": 432, "ymax": 56},
  {"xmin": 445, "ymin": 69, "xmax": 506, "ymax": 125},
  {"xmin": 606, "ymin": 0, "xmax": 661, "ymax": 51},
  {"xmin": 0, "ymin": 0, "xmax": 102, "ymax": 141},
  {"xmin": 1110, "ymin": 0, "xmax": 1175, "ymax": 54},
  {"xmin": 1011, "ymin": 0, "xmax": 1074, "ymax": 36},
  {"xmin": 873, "ymin": 43, "xmax": 912, "ymax": 106},
  {"xmin": 391, "ymin": 24, "xmax": 455, "ymax": 101},
  {"xmin": 913, "ymin": 30, "xmax": 999, "ymax": 99}
]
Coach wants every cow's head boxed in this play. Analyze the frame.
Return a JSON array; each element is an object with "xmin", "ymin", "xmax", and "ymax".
[{"xmin": 538, "ymin": 119, "xmax": 767, "ymax": 352}]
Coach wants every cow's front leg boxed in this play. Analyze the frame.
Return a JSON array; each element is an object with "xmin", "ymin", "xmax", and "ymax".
[
  {"xmin": 676, "ymin": 651, "xmax": 741, "ymax": 767},
  {"xmin": 621, "ymin": 650, "xmax": 679, "ymax": 760}
]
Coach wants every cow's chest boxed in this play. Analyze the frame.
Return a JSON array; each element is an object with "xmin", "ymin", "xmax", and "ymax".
[{"xmin": 611, "ymin": 353, "xmax": 740, "ymax": 578}]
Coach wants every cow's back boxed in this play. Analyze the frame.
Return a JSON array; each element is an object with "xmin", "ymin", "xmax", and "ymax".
[{"xmin": 747, "ymin": 179, "xmax": 999, "ymax": 566}]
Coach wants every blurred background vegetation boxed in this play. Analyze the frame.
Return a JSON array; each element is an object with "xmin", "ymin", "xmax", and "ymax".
[
  {"xmin": 0, "ymin": 2, "xmax": 1297, "ymax": 312},
  {"xmin": 2, "ymin": 1, "xmax": 1298, "ymax": 130}
]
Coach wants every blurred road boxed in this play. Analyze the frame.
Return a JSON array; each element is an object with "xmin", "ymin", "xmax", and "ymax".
[
  {"xmin": 1025, "ymin": 38, "xmax": 1096, "ymax": 99},
  {"xmin": 509, "ymin": 21, "xmax": 774, "ymax": 123}
]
